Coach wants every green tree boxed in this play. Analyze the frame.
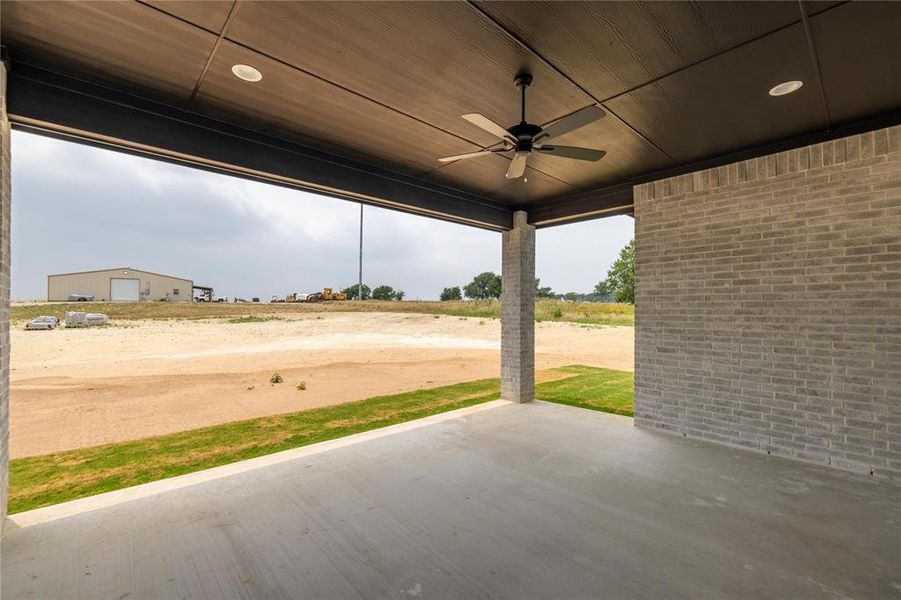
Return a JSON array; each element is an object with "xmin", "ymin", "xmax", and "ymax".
[
  {"xmin": 440, "ymin": 286, "xmax": 462, "ymax": 301},
  {"xmin": 394, "ymin": 290, "xmax": 405, "ymax": 301},
  {"xmin": 372, "ymin": 285, "xmax": 396, "ymax": 300},
  {"xmin": 464, "ymin": 272, "xmax": 502, "ymax": 299},
  {"xmin": 563, "ymin": 291, "xmax": 579, "ymax": 302},
  {"xmin": 595, "ymin": 239, "xmax": 635, "ymax": 304},
  {"xmin": 342, "ymin": 283, "xmax": 371, "ymax": 300},
  {"xmin": 535, "ymin": 278, "xmax": 554, "ymax": 298}
]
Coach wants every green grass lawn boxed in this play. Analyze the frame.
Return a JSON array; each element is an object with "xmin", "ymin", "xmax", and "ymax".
[
  {"xmin": 8, "ymin": 365, "xmax": 633, "ymax": 514},
  {"xmin": 535, "ymin": 365, "xmax": 634, "ymax": 416},
  {"xmin": 11, "ymin": 299, "xmax": 634, "ymax": 327}
]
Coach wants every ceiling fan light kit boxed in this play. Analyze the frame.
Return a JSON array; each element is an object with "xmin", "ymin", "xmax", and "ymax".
[{"xmin": 438, "ymin": 72, "xmax": 607, "ymax": 179}]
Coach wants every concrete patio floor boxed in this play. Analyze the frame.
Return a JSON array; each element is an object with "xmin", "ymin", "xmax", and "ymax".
[{"xmin": 2, "ymin": 400, "xmax": 899, "ymax": 599}]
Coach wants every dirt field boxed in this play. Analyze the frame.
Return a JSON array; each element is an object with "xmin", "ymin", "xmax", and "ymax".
[{"xmin": 11, "ymin": 312, "xmax": 633, "ymax": 457}]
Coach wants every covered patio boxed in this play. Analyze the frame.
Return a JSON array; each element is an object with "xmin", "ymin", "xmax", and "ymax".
[
  {"xmin": 1, "ymin": 1, "xmax": 900, "ymax": 597},
  {"xmin": 4, "ymin": 400, "xmax": 899, "ymax": 598}
]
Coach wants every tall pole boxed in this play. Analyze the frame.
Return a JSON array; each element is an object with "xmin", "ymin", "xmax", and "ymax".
[{"xmin": 358, "ymin": 203, "xmax": 363, "ymax": 301}]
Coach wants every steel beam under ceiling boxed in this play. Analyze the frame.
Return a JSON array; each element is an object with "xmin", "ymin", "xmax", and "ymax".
[{"xmin": 6, "ymin": 64, "xmax": 514, "ymax": 231}]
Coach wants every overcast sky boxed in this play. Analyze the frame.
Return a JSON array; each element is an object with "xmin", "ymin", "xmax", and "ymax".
[{"xmin": 10, "ymin": 131, "xmax": 633, "ymax": 301}]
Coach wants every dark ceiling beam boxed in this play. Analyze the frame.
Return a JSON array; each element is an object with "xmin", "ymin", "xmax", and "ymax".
[
  {"xmin": 6, "ymin": 63, "xmax": 513, "ymax": 231},
  {"xmin": 528, "ymin": 108, "xmax": 901, "ymax": 227},
  {"xmin": 187, "ymin": 0, "xmax": 242, "ymax": 106},
  {"xmin": 797, "ymin": 0, "xmax": 832, "ymax": 129},
  {"xmin": 529, "ymin": 183, "xmax": 634, "ymax": 228}
]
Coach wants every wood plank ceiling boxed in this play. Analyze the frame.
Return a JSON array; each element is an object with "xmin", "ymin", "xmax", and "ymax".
[{"xmin": 1, "ymin": 0, "xmax": 899, "ymax": 227}]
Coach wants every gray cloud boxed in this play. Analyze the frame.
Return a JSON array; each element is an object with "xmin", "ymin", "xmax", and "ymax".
[{"xmin": 11, "ymin": 131, "xmax": 633, "ymax": 301}]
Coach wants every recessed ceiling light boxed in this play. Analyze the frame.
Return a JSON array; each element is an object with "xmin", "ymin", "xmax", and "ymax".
[
  {"xmin": 768, "ymin": 80, "xmax": 803, "ymax": 96},
  {"xmin": 231, "ymin": 64, "xmax": 262, "ymax": 82}
]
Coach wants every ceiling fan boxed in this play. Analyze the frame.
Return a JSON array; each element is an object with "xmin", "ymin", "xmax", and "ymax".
[{"xmin": 439, "ymin": 73, "xmax": 607, "ymax": 180}]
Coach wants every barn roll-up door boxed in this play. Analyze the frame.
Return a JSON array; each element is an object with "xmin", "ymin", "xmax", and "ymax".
[{"xmin": 110, "ymin": 278, "xmax": 140, "ymax": 301}]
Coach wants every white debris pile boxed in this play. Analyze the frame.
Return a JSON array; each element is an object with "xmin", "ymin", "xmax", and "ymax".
[
  {"xmin": 65, "ymin": 311, "xmax": 109, "ymax": 328},
  {"xmin": 64, "ymin": 311, "xmax": 86, "ymax": 328},
  {"xmin": 86, "ymin": 313, "xmax": 109, "ymax": 326}
]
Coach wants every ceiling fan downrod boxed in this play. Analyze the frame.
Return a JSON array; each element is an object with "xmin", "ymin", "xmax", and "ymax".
[{"xmin": 515, "ymin": 72, "xmax": 533, "ymax": 124}]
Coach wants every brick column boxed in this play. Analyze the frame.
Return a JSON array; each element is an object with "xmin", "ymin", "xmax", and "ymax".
[
  {"xmin": 0, "ymin": 59, "xmax": 10, "ymax": 526},
  {"xmin": 501, "ymin": 210, "xmax": 535, "ymax": 403}
]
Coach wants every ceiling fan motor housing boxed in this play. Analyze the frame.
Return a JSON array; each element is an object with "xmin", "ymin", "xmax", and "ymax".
[{"xmin": 508, "ymin": 122, "xmax": 542, "ymax": 152}]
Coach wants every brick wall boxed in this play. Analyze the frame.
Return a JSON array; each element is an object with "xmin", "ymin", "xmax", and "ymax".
[
  {"xmin": 1, "ymin": 61, "xmax": 10, "ymax": 522},
  {"xmin": 634, "ymin": 126, "xmax": 901, "ymax": 479}
]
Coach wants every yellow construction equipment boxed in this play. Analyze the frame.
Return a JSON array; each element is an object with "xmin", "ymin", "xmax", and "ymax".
[{"xmin": 321, "ymin": 288, "xmax": 347, "ymax": 301}]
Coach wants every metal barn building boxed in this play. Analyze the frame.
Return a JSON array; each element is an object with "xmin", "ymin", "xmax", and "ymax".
[{"xmin": 47, "ymin": 267, "xmax": 193, "ymax": 302}]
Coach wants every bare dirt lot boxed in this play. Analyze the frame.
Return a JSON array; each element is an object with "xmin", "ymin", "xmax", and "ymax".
[{"xmin": 11, "ymin": 312, "xmax": 633, "ymax": 457}]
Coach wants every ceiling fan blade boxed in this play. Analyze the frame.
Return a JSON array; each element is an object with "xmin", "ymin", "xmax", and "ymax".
[
  {"xmin": 537, "ymin": 146, "xmax": 607, "ymax": 161},
  {"xmin": 438, "ymin": 150, "xmax": 499, "ymax": 163},
  {"xmin": 506, "ymin": 150, "xmax": 529, "ymax": 179},
  {"xmin": 462, "ymin": 113, "xmax": 516, "ymax": 143},
  {"xmin": 535, "ymin": 105, "xmax": 606, "ymax": 143}
]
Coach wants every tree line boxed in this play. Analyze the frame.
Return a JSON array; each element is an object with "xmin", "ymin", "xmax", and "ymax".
[
  {"xmin": 341, "ymin": 283, "xmax": 405, "ymax": 301},
  {"xmin": 441, "ymin": 239, "xmax": 635, "ymax": 304},
  {"xmin": 343, "ymin": 239, "xmax": 635, "ymax": 304}
]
